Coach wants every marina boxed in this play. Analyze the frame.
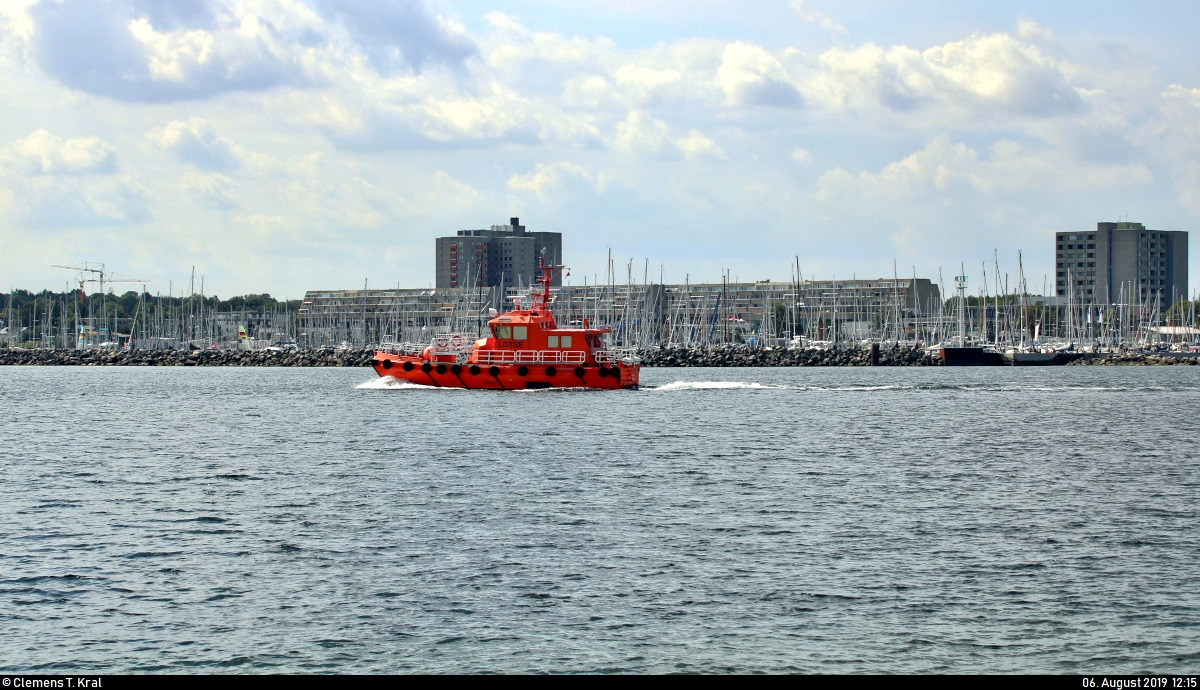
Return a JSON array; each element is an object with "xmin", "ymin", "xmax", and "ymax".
[{"xmin": 5, "ymin": 254, "xmax": 1199, "ymax": 365}]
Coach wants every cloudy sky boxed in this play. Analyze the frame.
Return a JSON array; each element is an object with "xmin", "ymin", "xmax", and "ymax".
[{"xmin": 1, "ymin": 0, "xmax": 1198, "ymax": 297}]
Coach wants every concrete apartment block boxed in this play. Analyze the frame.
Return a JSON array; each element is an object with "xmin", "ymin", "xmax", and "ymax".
[
  {"xmin": 1055, "ymin": 221, "xmax": 1188, "ymax": 304},
  {"xmin": 435, "ymin": 218, "xmax": 563, "ymax": 290}
]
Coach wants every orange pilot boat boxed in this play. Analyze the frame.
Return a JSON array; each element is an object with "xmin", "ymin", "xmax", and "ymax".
[{"xmin": 371, "ymin": 260, "xmax": 641, "ymax": 390}]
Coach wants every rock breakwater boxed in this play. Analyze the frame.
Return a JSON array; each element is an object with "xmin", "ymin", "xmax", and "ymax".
[
  {"xmin": 9, "ymin": 345, "xmax": 1195, "ymax": 368},
  {"xmin": 638, "ymin": 346, "xmax": 940, "ymax": 367},
  {"xmin": 1069, "ymin": 352, "xmax": 1200, "ymax": 366},
  {"xmin": 0, "ymin": 347, "xmax": 376, "ymax": 367}
]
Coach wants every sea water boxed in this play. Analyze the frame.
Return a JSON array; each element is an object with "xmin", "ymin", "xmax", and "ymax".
[{"xmin": 2, "ymin": 365, "xmax": 1198, "ymax": 673}]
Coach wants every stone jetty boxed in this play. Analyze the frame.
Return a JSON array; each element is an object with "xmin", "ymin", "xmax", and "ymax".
[
  {"xmin": 0, "ymin": 347, "xmax": 376, "ymax": 367},
  {"xmin": 3, "ymin": 344, "xmax": 933, "ymax": 367},
  {"xmin": 1069, "ymin": 352, "xmax": 1200, "ymax": 366},
  {"xmin": 5, "ymin": 345, "xmax": 1195, "ymax": 367},
  {"xmin": 638, "ymin": 345, "xmax": 939, "ymax": 367}
]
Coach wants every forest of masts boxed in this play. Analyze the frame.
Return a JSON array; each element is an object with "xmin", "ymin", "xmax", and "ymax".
[
  {"xmin": 5, "ymin": 254, "xmax": 1198, "ymax": 351},
  {"xmin": 2, "ymin": 268, "xmax": 298, "ymax": 351}
]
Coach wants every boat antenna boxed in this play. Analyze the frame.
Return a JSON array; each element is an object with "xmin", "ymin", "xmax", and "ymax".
[{"xmin": 532, "ymin": 252, "xmax": 566, "ymax": 312}]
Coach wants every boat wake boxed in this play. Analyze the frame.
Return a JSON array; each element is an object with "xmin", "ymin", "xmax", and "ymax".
[
  {"xmin": 359, "ymin": 375, "xmax": 1200, "ymax": 394},
  {"xmin": 356, "ymin": 377, "xmax": 432, "ymax": 390},
  {"xmin": 653, "ymin": 381, "xmax": 776, "ymax": 391},
  {"xmin": 649, "ymin": 381, "xmax": 1200, "ymax": 393},
  {"xmin": 652, "ymin": 381, "xmax": 915, "ymax": 392}
]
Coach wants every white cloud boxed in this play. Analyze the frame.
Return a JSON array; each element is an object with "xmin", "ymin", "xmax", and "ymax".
[
  {"xmin": 311, "ymin": 79, "xmax": 602, "ymax": 150},
  {"xmin": 1016, "ymin": 15, "xmax": 1055, "ymax": 43},
  {"xmin": 1164, "ymin": 84, "xmax": 1200, "ymax": 110},
  {"xmin": 179, "ymin": 170, "xmax": 239, "ymax": 210},
  {"xmin": 273, "ymin": 166, "xmax": 485, "ymax": 235},
  {"xmin": 23, "ymin": 0, "xmax": 478, "ymax": 103},
  {"xmin": 674, "ymin": 129, "xmax": 724, "ymax": 160},
  {"xmin": 789, "ymin": 0, "xmax": 847, "ymax": 36},
  {"xmin": 28, "ymin": 0, "xmax": 317, "ymax": 101},
  {"xmin": 505, "ymin": 160, "xmax": 653, "ymax": 221},
  {"xmin": 802, "ymin": 32, "xmax": 1082, "ymax": 120},
  {"xmin": 3, "ymin": 129, "xmax": 116, "ymax": 175},
  {"xmin": 507, "ymin": 161, "xmax": 600, "ymax": 199},
  {"xmin": 0, "ymin": 132, "xmax": 146, "ymax": 229},
  {"xmin": 317, "ymin": 0, "xmax": 477, "ymax": 74},
  {"xmin": 149, "ymin": 118, "xmax": 243, "ymax": 170},
  {"xmin": 816, "ymin": 133, "xmax": 1154, "ymax": 203},
  {"xmin": 716, "ymin": 42, "xmax": 802, "ymax": 107},
  {"xmin": 611, "ymin": 110, "xmax": 673, "ymax": 155},
  {"xmin": 1159, "ymin": 84, "xmax": 1200, "ymax": 213},
  {"xmin": 614, "ymin": 63, "xmax": 682, "ymax": 91},
  {"xmin": 18, "ymin": 175, "xmax": 150, "ymax": 226},
  {"xmin": 610, "ymin": 111, "xmax": 723, "ymax": 160},
  {"xmin": 558, "ymin": 38, "xmax": 725, "ymax": 111}
]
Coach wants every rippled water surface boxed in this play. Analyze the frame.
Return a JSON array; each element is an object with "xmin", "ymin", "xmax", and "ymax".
[{"xmin": 2, "ymin": 365, "xmax": 1199, "ymax": 673}]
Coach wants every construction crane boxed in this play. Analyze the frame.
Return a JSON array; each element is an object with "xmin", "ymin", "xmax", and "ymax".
[
  {"xmin": 52, "ymin": 262, "xmax": 150, "ymax": 295},
  {"xmin": 52, "ymin": 262, "xmax": 152, "ymax": 350}
]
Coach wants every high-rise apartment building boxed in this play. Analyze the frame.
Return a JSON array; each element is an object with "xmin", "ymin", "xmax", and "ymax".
[
  {"xmin": 1055, "ymin": 222, "xmax": 1188, "ymax": 303},
  {"xmin": 435, "ymin": 218, "xmax": 563, "ymax": 289}
]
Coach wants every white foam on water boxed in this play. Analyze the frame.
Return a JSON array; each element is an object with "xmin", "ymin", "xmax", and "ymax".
[
  {"xmin": 356, "ymin": 377, "xmax": 431, "ymax": 390},
  {"xmin": 359, "ymin": 378, "xmax": 1198, "ymax": 394},
  {"xmin": 653, "ymin": 382, "xmax": 919, "ymax": 392},
  {"xmin": 653, "ymin": 381, "xmax": 774, "ymax": 391},
  {"xmin": 804, "ymin": 384, "xmax": 908, "ymax": 392}
]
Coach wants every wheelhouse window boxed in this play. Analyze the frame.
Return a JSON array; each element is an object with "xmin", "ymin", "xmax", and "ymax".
[
  {"xmin": 512, "ymin": 326, "xmax": 527, "ymax": 340},
  {"xmin": 547, "ymin": 335, "xmax": 559, "ymax": 348},
  {"xmin": 560, "ymin": 335, "xmax": 572, "ymax": 348},
  {"xmin": 494, "ymin": 326, "xmax": 511, "ymax": 338}
]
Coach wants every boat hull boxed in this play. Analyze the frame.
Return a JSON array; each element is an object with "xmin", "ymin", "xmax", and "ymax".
[
  {"xmin": 939, "ymin": 347, "xmax": 1005, "ymax": 366},
  {"xmin": 1001, "ymin": 351, "xmax": 1082, "ymax": 366},
  {"xmin": 939, "ymin": 347, "xmax": 1083, "ymax": 366},
  {"xmin": 371, "ymin": 352, "xmax": 639, "ymax": 389}
]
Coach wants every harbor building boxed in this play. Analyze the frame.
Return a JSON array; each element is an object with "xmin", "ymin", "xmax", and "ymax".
[
  {"xmin": 1056, "ymin": 222, "xmax": 1188, "ymax": 303},
  {"xmin": 435, "ymin": 217, "xmax": 563, "ymax": 290}
]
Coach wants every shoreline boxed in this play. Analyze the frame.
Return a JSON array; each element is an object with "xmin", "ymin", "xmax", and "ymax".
[
  {"xmin": 0, "ymin": 346, "xmax": 375, "ymax": 367},
  {"xmin": 2, "ymin": 345, "xmax": 1197, "ymax": 367},
  {"xmin": 639, "ymin": 346, "xmax": 938, "ymax": 367}
]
